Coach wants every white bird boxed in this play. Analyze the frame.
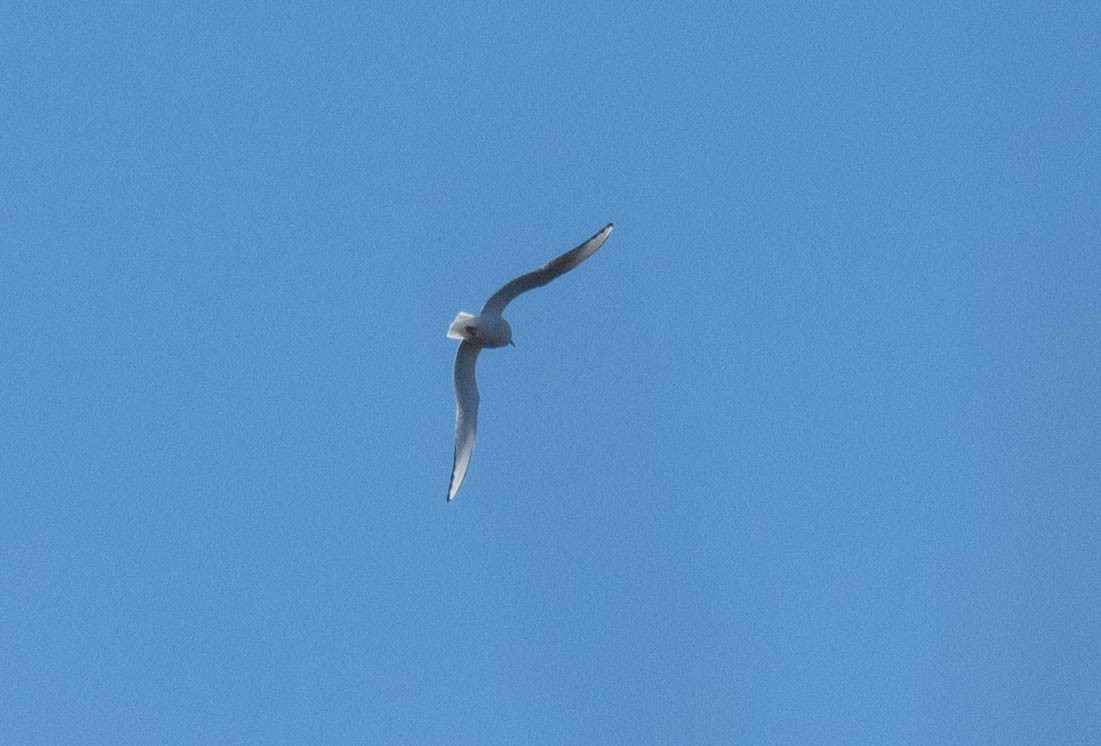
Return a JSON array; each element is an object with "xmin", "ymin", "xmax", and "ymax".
[{"xmin": 446, "ymin": 223, "xmax": 613, "ymax": 501}]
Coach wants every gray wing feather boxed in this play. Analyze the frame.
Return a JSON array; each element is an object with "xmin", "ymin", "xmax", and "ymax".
[
  {"xmin": 480, "ymin": 223, "xmax": 612, "ymax": 317},
  {"xmin": 448, "ymin": 341, "xmax": 481, "ymax": 501}
]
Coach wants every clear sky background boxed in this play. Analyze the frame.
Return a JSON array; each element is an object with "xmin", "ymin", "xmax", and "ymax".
[{"xmin": 2, "ymin": 3, "xmax": 1098, "ymax": 743}]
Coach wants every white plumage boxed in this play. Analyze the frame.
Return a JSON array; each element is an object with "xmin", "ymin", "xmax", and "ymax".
[{"xmin": 447, "ymin": 223, "xmax": 613, "ymax": 501}]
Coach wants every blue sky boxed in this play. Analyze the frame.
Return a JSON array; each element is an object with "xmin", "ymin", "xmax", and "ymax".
[{"xmin": 2, "ymin": 3, "xmax": 1098, "ymax": 742}]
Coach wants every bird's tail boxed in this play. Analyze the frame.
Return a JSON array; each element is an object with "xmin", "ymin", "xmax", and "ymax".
[{"xmin": 447, "ymin": 312, "xmax": 477, "ymax": 340}]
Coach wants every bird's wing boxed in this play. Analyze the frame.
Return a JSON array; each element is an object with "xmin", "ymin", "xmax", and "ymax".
[
  {"xmin": 480, "ymin": 223, "xmax": 612, "ymax": 317},
  {"xmin": 448, "ymin": 340, "xmax": 481, "ymax": 501}
]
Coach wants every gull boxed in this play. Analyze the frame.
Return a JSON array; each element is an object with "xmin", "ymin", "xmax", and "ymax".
[{"xmin": 446, "ymin": 223, "xmax": 613, "ymax": 501}]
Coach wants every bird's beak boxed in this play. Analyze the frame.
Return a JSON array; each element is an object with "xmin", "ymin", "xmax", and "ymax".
[{"xmin": 509, "ymin": 340, "xmax": 516, "ymax": 347}]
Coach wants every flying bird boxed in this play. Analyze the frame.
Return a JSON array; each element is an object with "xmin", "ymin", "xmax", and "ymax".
[{"xmin": 446, "ymin": 223, "xmax": 614, "ymax": 501}]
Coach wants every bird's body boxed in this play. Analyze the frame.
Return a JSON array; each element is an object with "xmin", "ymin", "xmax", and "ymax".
[
  {"xmin": 447, "ymin": 223, "xmax": 613, "ymax": 501},
  {"xmin": 446, "ymin": 312, "xmax": 513, "ymax": 348}
]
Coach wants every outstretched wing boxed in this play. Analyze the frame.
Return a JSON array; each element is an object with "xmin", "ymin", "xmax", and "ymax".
[
  {"xmin": 448, "ymin": 340, "xmax": 481, "ymax": 501},
  {"xmin": 480, "ymin": 223, "xmax": 612, "ymax": 317}
]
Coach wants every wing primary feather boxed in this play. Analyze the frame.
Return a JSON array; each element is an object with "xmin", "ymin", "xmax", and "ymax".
[
  {"xmin": 480, "ymin": 223, "xmax": 612, "ymax": 316},
  {"xmin": 448, "ymin": 341, "xmax": 481, "ymax": 501}
]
